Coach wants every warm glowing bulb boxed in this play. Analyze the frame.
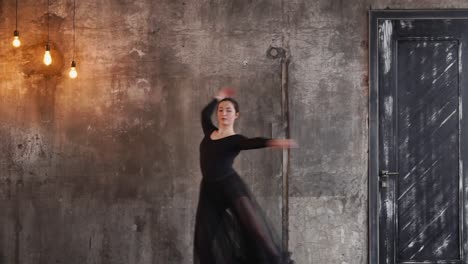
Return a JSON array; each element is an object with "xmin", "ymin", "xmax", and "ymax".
[
  {"xmin": 12, "ymin": 31, "xmax": 20, "ymax": 47},
  {"xmin": 43, "ymin": 50, "xmax": 52, "ymax": 65},
  {"xmin": 43, "ymin": 45, "xmax": 52, "ymax": 65},
  {"xmin": 13, "ymin": 36, "xmax": 21, "ymax": 47},
  {"xmin": 69, "ymin": 67, "xmax": 77, "ymax": 78},
  {"xmin": 69, "ymin": 61, "xmax": 77, "ymax": 78}
]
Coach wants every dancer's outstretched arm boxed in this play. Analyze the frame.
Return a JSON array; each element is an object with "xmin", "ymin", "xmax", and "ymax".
[
  {"xmin": 267, "ymin": 138, "xmax": 298, "ymax": 149},
  {"xmin": 238, "ymin": 136, "xmax": 298, "ymax": 150}
]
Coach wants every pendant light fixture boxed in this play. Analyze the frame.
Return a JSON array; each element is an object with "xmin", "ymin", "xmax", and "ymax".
[
  {"xmin": 69, "ymin": 0, "xmax": 77, "ymax": 78},
  {"xmin": 12, "ymin": 0, "xmax": 20, "ymax": 47},
  {"xmin": 43, "ymin": 0, "xmax": 52, "ymax": 65}
]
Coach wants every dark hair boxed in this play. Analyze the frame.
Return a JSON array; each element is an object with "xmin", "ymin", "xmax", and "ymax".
[{"xmin": 218, "ymin": 98, "xmax": 239, "ymax": 113}]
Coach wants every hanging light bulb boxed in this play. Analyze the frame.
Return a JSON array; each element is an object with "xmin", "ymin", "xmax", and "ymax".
[
  {"xmin": 69, "ymin": 0, "xmax": 78, "ymax": 79},
  {"xmin": 43, "ymin": 43, "xmax": 52, "ymax": 65},
  {"xmin": 43, "ymin": 0, "xmax": 52, "ymax": 66},
  {"xmin": 69, "ymin": 61, "xmax": 77, "ymax": 78},
  {"xmin": 13, "ymin": 0, "xmax": 20, "ymax": 47},
  {"xmin": 12, "ymin": 30, "xmax": 21, "ymax": 47}
]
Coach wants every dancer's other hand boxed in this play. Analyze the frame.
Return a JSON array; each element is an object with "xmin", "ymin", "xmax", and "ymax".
[
  {"xmin": 215, "ymin": 87, "xmax": 236, "ymax": 100},
  {"xmin": 267, "ymin": 139, "xmax": 298, "ymax": 149}
]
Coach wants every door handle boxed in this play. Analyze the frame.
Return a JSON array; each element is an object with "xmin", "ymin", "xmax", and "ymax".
[{"xmin": 379, "ymin": 170, "xmax": 399, "ymax": 188}]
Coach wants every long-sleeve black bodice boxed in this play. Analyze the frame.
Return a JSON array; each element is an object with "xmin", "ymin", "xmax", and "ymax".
[{"xmin": 199, "ymin": 99, "xmax": 270, "ymax": 181}]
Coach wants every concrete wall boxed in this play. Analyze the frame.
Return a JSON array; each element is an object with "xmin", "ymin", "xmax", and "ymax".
[{"xmin": 2, "ymin": 0, "xmax": 468, "ymax": 264}]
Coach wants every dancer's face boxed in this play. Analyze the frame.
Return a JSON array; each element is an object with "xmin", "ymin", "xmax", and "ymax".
[{"xmin": 217, "ymin": 101, "xmax": 239, "ymax": 127}]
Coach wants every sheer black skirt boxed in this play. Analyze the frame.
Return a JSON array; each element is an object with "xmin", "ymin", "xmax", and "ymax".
[{"xmin": 194, "ymin": 173, "xmax": 291, "ymax": 264}]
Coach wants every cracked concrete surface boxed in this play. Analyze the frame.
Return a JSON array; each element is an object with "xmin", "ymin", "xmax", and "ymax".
[{"xmin": 2, "ymin": 0, "xmax": 468, "ymax": 263}]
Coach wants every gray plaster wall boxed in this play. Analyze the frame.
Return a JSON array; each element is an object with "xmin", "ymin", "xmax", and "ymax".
[{"xmin": 1, "ymin": 0, "xmax": 468, "ymax": 264}]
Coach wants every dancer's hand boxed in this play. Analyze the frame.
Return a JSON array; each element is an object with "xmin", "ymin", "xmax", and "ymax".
[
  {"xmin": 215, "ymin": 87, "xmax": 236, "ymax": 100},
  {"xmin": 267, "ymin": 139, "xmax": 298, "ymax": 148}
]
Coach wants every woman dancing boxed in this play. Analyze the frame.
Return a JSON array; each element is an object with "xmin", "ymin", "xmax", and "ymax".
[{"xmin": 194, "ymin": 88, "xmax": 296, "ymax": 264}]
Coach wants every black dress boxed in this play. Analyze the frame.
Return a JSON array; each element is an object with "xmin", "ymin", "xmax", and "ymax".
[{"xmin": 194, "ymin": 99, "xmax": 293, "ymax": 264}]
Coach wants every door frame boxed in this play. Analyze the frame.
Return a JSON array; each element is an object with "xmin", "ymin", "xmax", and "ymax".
[{"xmin": 369, "ymin": 9, "xmax": 468, "ymax": 264}]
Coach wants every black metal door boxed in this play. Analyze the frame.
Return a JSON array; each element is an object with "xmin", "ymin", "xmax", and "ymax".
[{"xmin": 371, "ymin": 12, "xmax": 468, "ymax": 264}]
